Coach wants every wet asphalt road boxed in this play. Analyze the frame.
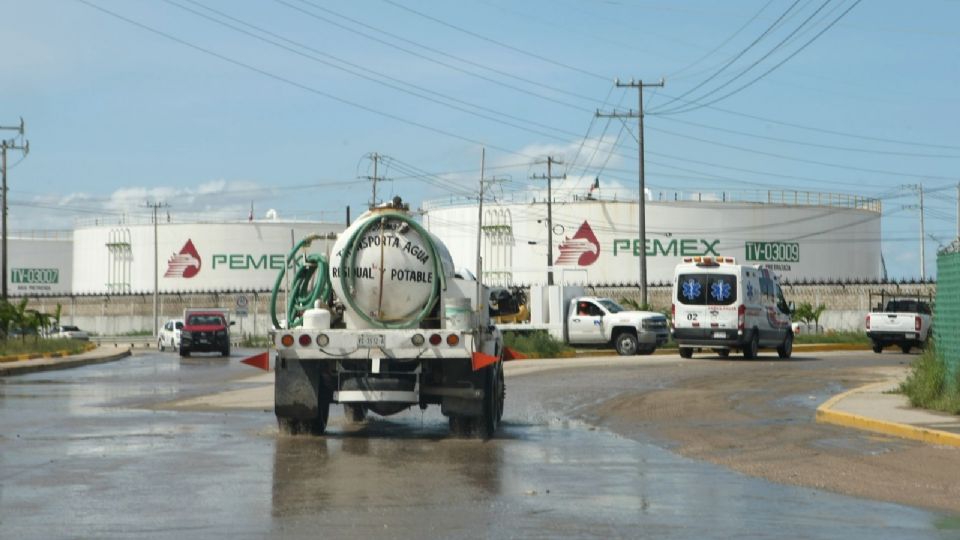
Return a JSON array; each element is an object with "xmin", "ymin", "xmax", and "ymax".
[{"xmin": 0, "ymin": 349, "xmax": 957, "ymax": 539}]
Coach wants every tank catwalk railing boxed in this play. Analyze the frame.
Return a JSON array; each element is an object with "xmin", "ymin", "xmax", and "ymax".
[{"xmin": 423, "ymin": 189, "xmax": 881, "ymax": 212}]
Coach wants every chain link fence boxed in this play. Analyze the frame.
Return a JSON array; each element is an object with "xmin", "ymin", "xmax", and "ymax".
[{"xmin": 936, "ymin": 242, "xmax": 960, "ymax": 389}]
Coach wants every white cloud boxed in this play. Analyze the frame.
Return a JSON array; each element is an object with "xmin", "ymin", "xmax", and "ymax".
[{"xmin": 12, "ymin": 179, "xmax": 276, "ymax": 230}]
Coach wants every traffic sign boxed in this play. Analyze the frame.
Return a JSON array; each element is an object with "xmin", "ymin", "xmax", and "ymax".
[{"xmin": 236, "ymin": 294, "xmax": 249, "ymax": 317}]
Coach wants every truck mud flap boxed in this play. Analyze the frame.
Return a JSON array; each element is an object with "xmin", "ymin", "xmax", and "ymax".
[
  {"xmin": 275, "ymin": 358, "xmax": 328, "ymax": 420},
  {"xmin": 442, "ymin": 396, "xmax": 483, "ymax": 417}
]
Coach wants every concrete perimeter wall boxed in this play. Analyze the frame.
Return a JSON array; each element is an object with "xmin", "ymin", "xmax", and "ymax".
[
  {"xmin": 595, "ymin": 282, "xmax": 936, "ymax": 332},
  {"xmin": 14, "ymin": 281, "xmax": 936, "ymax": 335}
]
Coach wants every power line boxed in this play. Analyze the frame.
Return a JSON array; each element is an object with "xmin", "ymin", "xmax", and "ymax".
[
  {"xmin": 75, "ymin": 0, "xmax": 542, "ymax": 163},
  {"xmin": 380, "ymin": 0, "xmax": 610, "ymax": 82},
  {"xmin": 656, "ymin": 0, "xmax": 803, "ymax": 110},
  {"xmin": 656, "ymin": 0, "xmax": 863, "ymax": 115},
  {"xmin": 277, "ymin": 0, "xmax": 599, "ymax": 111},
  {"xmin": 667, "ymin": 0, "xmax": 778, "ymax": 81},
  {"xmin": 651, "ymin": 116, "xmax": 960, "ymax": 159},
  {"xmin": 646, "ymin": 123, "xmax": 959, "ymax": 180}
]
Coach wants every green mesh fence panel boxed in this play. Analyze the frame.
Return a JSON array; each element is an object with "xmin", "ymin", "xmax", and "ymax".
[{"xmin": 935, "ymin": 250, "xmax": 960, "ymax": 388}]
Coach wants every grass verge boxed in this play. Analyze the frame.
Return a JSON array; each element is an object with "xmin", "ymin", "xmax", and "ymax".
[
  {"xmin": 503, "ymin": 330, "xmax": 575, "ymax": 357},
  {"xmin": 0, "ymin": 338, "xmax": 91, "ymax": 356},
  {"xmin": 899, "ymin": 347, "xmax": 960, "ymax": 414}
]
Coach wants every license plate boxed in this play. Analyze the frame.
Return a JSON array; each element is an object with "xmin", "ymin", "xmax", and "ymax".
[
  {"xmin": 905, "ymin": 333, "xmax": 915, "ymax": 339},
  {"xmin": 713, "ymin": 331, "xmax": 726, "ymax": 339},
  {"xmin": 358, "ymin": 334, "xmax": 385, "ymax": 348}
]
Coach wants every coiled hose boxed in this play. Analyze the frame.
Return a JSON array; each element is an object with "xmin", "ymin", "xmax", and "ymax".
[
  {"xmin": 339, "ymin": 212, "xmax": 445, "ymax": 329},
  {"xmin": 270, "ymin": 234, "xmax": 331, "ymax": 329}
]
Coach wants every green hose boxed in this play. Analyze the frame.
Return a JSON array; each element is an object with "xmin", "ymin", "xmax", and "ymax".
[
  {"xmin": 339, "ymin": 211, "xmax": 445, "ymax": 329},
  {"xmin": 270, "ymin": 235, "xmax": 331, "ymax": 329}
]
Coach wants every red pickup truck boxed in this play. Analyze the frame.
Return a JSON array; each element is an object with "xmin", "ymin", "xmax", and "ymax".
[{"xmin": 180, "ymin": 309, "xmax": 233, "ymax": 357}]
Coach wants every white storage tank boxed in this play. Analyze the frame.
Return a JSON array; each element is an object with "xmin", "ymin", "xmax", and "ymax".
[
  {"xmin": 422, "ymin": 190, "xmax": 882, "ymax": 285},
  {"xmin": 72, "ymin": 217, "xmax": 344, "ymax": 294}
]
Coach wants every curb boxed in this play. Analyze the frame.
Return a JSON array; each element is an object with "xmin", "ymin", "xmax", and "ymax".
[
  {"xmin": 815, "ymin": 381, "xmax": 960, "ymax": 448},
  {"xmin": 0, "ymin": 341, "xmax": 97, "ymax": 364},
  {"xmin": 0, "ymin": 346, "xmax": 132, "ymax": 376}
]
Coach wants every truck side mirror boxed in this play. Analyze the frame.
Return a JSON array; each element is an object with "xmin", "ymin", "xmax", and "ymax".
[
  {"xmin": 230, "ymin": 321, "xmax": 236, "ymax": 326},
  {"xmin": 175, "ymin": 322, "xmax": 183, "ymax": 329},
  {"xmin": 788, "ymin": 301, "xmax": 795, "ymax": 313}
]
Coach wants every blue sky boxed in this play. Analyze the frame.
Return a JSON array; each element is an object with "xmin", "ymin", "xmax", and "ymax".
[{"xmin": 3, "ymin": 0, "xmax": 958, "ymax": 279}]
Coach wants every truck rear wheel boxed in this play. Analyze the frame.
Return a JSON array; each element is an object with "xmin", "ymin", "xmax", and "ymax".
[
  {"xmin": 679, "ymin": 347, "xmax": 693, "ymax": 359},
  {"xmin": 179, "ymin": 347, "xmax": 190, "ymax": 358},
  {"xmin": 448, "ymin": 415, "xmax": 474, "ymax": 437},
  {"xmin": 448, "ymin": 363, "xmax": 504, "ymax": 439},
  {"xmin": 614, "ymin": 332, "xmax": 639, "ymax": 356},
  {"xmin": 901, "ymin": 344, "xmax": 912, "ymax": 354},
  {"xmin": 343, "ymin": 404, "xmax": 367, "ymax": 423},
  {"xmin": 743, "ymin": 331, "xmax": 759, "ymax": 360},
  {"xmin": 872, "ymin": 342, "xmax": 883, "ymax": 354},
  {"xmin": 479, "ymin": 363, "xmax": 504, "ymax": 438},
  {"xmin": 278, "ymin": 410, "xmax": 329, "ymax": 436},
  {"xmin": 777, "ymin": 332, "xmax": 793, "ymax": 359}
]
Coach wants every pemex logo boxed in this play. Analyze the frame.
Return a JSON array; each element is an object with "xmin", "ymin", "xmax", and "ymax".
[
  {"xmin": 556, "ymin": 221, "xmax": 600, "ymax": 266},
  {"xmin": 165, "ymin": 239, "xmax": 202, "ymax": 278}
]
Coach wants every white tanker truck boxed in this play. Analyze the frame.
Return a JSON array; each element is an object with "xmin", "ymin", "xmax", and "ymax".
[{"xmin": 269, "ymin": 197, "xmax": 507, "ymax": 438}]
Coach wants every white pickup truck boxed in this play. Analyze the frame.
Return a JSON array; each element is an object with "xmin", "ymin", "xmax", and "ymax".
[
  {"xmin": 566, "ymin": 296, "xmax": 670, "ymax": 355},
  {"xmin": 497, "ymin": 285, "xmax": 669, "ymax": 356},
  {"xmin": 865, "ymin": 293, "xmax": 933, "ymax": 354}
]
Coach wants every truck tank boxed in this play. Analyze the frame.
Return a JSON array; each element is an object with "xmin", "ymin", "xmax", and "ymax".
[{"xmin": 329, "ymin": 202, "xmax": 456, "ymax": 329}]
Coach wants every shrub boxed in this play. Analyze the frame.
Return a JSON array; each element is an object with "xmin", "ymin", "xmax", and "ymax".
[{"xmin": 899, "ymin": 347, "xmax": 960, "ymax": 414}]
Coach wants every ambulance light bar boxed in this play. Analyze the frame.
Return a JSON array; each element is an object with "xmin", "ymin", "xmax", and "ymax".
[{"xmin": 682, "ymin": 256, "xmax": 736, "ymax": 266}]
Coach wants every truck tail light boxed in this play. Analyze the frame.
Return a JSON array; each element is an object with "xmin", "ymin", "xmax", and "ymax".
[
  {"xmin": 671, "ymin": 304, "xmax": 675, "ymax": 328},
  {"xmin": 429, "ymin": 334, "xmax": 442, "ymax": 346},
  {"xmin": 280, "ymin": 334, "xmax": 294, "ymax": 347},
  {"xmin": 865, "ymin": 315, "xmax": 870, "ymax": 330},
  {"xmin": 446, "ymin": 334, "xmax": 460, "ymax": 346},
  {"xmin": 915, "ymin": 316, "xmax": 921, "ymax": 332},
  {"xmin": 738, "ymin": 304, "xmax": 745, "ymax": 331},
  {"xmin": 298, "ymin": 334, "xmax": 312, "ymax": 347}
]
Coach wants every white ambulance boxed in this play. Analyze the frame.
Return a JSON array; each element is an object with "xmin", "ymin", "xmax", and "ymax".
[{"xmin": 671, "ymin": 256, "xmax": 794, "ymax": 359}]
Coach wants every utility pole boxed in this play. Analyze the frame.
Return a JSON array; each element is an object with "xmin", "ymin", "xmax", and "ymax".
[
  {"xmin": 597, "ymin": 78, "xmax": 664, "ymax": 307},
  {"xmin": 903, "ymin": 183, "xmax": 926, "ymax": 280},
  {"xmin": 0, "ymin": 117, "xmax": 28, "ymax": 301},
  {"xmin": 476, "ymin": 148, "xmax": 485, "ymax": 315},
  {"xmin": 531, "ymin": 156, "xmax": 565, "ymax": 285},
  {"xmin": 361, "ymin": 152, "xmax": 388, "ymax": 209},
  {"xmin": 920, "ymin": 183, "xmax": 926, "ymax": 280},
  {"xmin": 145, "ymin": 200, "xmax": 169, "ymax": 337}
]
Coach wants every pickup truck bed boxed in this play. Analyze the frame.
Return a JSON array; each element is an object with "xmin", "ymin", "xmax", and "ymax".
[{"xmin": 865, "ymin": 297, "xmax": 932, "ymax": 354}]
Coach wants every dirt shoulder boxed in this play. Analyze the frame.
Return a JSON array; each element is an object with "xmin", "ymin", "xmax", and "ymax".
[{"xmin": 582, "ymin": 359, "xmax": 960, "ymax": 514}]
